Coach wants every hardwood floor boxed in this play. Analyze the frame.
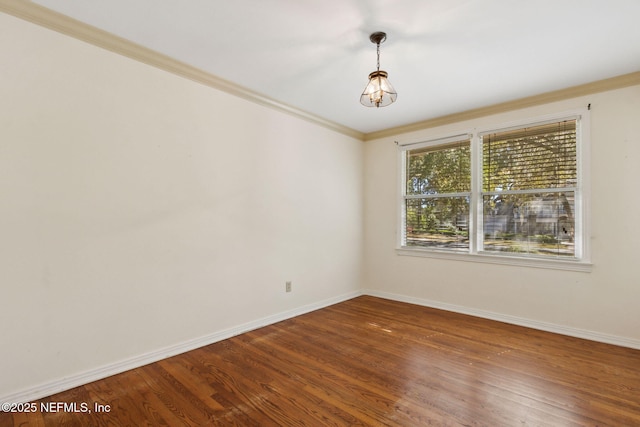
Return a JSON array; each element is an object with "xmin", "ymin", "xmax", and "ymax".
[{"xmin": 2, "ymin": 296, "xmax": 639, "ymax": 426}]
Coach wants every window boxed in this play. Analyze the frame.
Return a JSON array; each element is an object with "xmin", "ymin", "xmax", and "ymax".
[
  {"xmin": 404, "ymin": 136, "xmax": 471, "ymax": 251},
  {"xmin": 399, "ymin": 112, "xmax": 589, "ymax": 269},
  {"xmin": 481, "ymin": 120, "xmax": 577, "ymax": 257}
]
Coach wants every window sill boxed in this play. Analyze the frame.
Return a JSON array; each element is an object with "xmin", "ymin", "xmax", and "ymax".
[{"xmin": 395, "ymin": 247, "xmax": 592, "ymax": 272}]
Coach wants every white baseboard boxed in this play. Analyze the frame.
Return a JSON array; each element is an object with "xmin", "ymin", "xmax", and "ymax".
[
  {"xmin": 5, "ymin": 288, "xmax": 638, "ymax": 403},
  {"xmin": 363, "ymin": 289, "xmax": 640, "ymax": 350},
  {"xmin": 1, "ymin": 290, "xmax": 363, "ymax": 404}
]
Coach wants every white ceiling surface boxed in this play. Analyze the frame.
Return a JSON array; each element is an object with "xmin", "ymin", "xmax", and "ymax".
[{"xmin": 30, "ymin": 0, "xmax": 640, "ymax": 134}]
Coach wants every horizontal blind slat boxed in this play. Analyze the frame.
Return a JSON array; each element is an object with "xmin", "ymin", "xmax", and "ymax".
[{"xmin": 482, "ymin": 120, "xmax": 577, "ymax": 192}]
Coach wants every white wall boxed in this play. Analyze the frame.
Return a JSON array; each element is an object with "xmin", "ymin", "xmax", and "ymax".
[
  {"xmin": 364, "ymin": 84, "xmax": 640, "ymax": 345},
  {"xmin": 0, "ymin": 13, "xmax": 363, "ymax": 398}
]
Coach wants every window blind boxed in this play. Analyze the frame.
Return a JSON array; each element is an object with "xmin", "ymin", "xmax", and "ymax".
[
  {"xmin": 482, "ymin": 120, "xmax": 577, "ymax": 192},
  {"xmin": 406, "ymin": 139, "xmax": 471, "ymax": 195}
]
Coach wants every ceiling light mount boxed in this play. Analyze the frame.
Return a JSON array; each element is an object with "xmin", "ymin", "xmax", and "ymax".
[
  {"xmin": 360, "ymin": 31, "xmax": 397, "ymax": 108},
  {"xmin": 369, "ymin": 31, "xmax": 387, "ymax": 45}
]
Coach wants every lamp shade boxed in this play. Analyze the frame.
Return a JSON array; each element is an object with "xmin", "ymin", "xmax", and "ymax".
[{"xmin": 360, "ymin": 70, "xmax": 397, "ymax": 108}]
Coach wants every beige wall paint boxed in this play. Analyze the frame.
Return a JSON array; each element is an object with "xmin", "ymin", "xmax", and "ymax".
[
  {"xmin": 2, "ymin": 5, "xmax": 639, "ymax": 401},
  {"xmin": 0, "ymin": 13, "xmax": 363, "ymax": 397},
  {"xmin": 364, "ymin": 85, "xmax": 640, "ymax": 342}
]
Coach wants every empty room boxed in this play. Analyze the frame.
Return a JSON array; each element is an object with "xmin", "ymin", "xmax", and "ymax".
[{"xmin": 1, "ymin": 0, "xmax": 639, "ymax": 425}]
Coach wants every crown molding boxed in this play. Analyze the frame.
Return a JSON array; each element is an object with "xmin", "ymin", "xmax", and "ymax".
[
  {"xmin": 2, "ymin": 0, "xmax": 639, "ymax": 143},
  {"xmin": 0, "ymin": 0, "xmax": 365, "ymax": 140},
  {"xmin": 363, "ymin": 70, "xmax": 640, "ymax": 141}
]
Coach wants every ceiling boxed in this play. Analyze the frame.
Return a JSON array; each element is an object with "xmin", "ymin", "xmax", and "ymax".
[{"xmin": 24, "ymin": 0, "xmax": 640, "ymax": 134}]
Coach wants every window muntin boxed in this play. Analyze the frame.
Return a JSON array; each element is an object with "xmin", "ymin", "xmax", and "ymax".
[{"xmin": 399, "ymin": 115, "xmax": 585, "ymax": 264}]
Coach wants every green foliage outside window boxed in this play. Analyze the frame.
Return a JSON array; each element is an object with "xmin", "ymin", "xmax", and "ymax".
[{"xmin": 403, "ymin": 119, "xmax": 578, "ymax": 258}]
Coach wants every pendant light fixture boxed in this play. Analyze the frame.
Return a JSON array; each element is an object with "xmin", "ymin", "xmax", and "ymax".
[{"xmin": 360, "ymin": 31, "xmax": 397, "ymax": 108}]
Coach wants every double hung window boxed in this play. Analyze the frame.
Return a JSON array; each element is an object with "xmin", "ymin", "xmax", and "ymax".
[{"xmin": 399, "ymin": 112, "xmax": 589, "ymax": 268}]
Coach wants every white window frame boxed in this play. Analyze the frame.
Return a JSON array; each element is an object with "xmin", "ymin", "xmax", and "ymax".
[{"xmin": 397, "ymin": 109, "xmax": 591, "ymax": 272}]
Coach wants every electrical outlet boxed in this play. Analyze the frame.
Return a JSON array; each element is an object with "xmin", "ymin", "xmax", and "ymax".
[{"xmin": 285, "ymin": 281, "xmax": 292, "ymax": 292}]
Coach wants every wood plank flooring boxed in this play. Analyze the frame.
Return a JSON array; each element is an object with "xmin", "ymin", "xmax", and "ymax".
[{"xmin": 2, "ymin": 296, "xmax": 639, "ymax": 426}]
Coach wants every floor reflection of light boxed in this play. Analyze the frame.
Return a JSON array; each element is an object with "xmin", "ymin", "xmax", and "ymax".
[
  {"xmin": 367, "ymin": 321, "xmax": 393, "ymax": 333},
  {"xmin": 376, "ymin": 333, "xmax": 593, "ymax": 425}
]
